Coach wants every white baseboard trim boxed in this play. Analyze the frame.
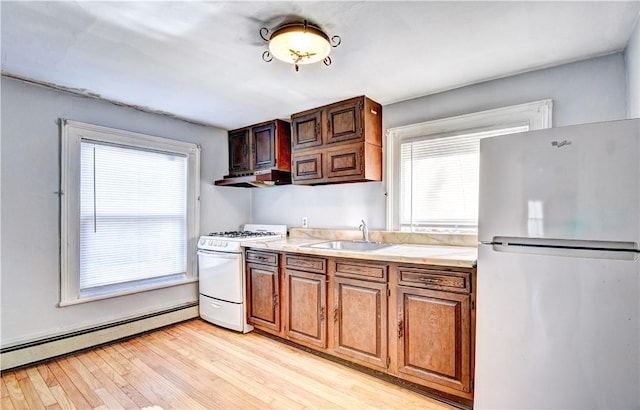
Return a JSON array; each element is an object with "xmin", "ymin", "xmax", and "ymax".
[{"xmin": 1, "ymin": 304, "xmax": 199, "ymax": 371}]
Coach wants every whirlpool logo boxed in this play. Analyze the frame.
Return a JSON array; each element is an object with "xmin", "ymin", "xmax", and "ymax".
[{"xmin": 551, "ymin": 140, "xmax": 572, "ymax": 148}]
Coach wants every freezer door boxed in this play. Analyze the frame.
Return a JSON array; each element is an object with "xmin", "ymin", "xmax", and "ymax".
[
  {"xmin": 479, "ymin": 119, "xmax": 640, "ymax": 243},
  {"xmin": 474, "ymin": 244, "xmax": 639, "ymax": 409}
]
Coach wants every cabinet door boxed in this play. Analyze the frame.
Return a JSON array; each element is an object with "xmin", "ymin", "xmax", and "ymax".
[
  {"xmin": 334, "ymin": 277, "xmax": 388, "ymax": 369},
  {"xmin": 228, "ymin": 128, "xmax": 251, "ymax": 175},
  {"xmin": 292, "ymin": 152, "xmax": 323, "ymax": 182},
  {"xmin": 291, "ymin": 110, "xmax": 323, "ymax": 150},
  {"xmin": 247, "ymin": 263, "xmax": 280, "ymax": 332},
  {"xmin": 252, "ymin": 123, "xmax": 276, "ymax": 171},
  {"xmin": 397, "ymin": 286, "xmax": 472, "ymax": 393},
  {"xmin": 284, "ymin": 269, "xmax": 327, "ymax": 348},
  {"xmin": 326, "ymin": 143, "xmax": 363, "ymax": 179},
  {"xmin": 326, "ymin": 98, "xmax": 363, "ymax": 145}
]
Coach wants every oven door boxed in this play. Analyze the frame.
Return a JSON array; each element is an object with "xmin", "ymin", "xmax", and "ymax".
[{"xmin": 197, "ymin": 250, "xmax": 243, "ymax": 303}]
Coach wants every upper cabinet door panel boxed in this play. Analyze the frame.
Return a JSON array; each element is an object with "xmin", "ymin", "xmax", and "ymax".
[
  {"xmin": 292, "ymin": 111, "xmax": 323, "ymax": 150},
  {"xmin": 252, "ymin": 123, "xmax": 276, "ymax": 170},
  {"xmin": 292, "ymin": 152, "xmax": 323, "ymax": 182},
  {"xmin": 228, "ymin": 128, "xmax": 250, "ymax": 175},
  {"xmin": 326, "ymin": 144, "xmax": 362, "ymax": 179},
  {"xmin": 326, "ymin": 98, "xmax": 363, "ymax": 145}
]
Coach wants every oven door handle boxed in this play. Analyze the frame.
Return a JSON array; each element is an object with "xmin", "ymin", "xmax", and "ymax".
[{"xmin": 197, "ymin": 250, "xmax": 241, "ymax": 259}]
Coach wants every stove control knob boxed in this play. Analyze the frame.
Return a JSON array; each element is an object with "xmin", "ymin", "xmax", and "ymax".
[{"xmin": 198, "ymin": 238, "xmax": 205, "ymax": 246}]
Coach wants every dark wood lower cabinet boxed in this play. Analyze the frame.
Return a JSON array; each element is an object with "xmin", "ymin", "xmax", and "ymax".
[
  {"xmin": 246, "ymin": 262, "xmax": 280, "ymax": 332},
  {"xmin": 284, "ymin": 269, "xmax": 327, "ymax": 349},
  {"xmin": 397, "ymin": 286, "xmax": 472, "ymax": 393},
  {"xmin": 245, "ymin": 249, "xmax": 475, "ymax": 405},
  {"xmin": 333, "ymin": 276, "xmax": 388, "ymax": 369}
]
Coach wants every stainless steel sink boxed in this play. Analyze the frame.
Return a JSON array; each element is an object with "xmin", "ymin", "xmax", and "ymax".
[{"xmin": 305, "ymin": 240, "xmax": 393, "ymax": 252}]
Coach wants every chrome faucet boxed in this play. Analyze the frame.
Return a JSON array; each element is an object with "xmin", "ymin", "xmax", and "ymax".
[{"xmin": 359, "ymin": 219, "xmax": 370, "ymax": 242}]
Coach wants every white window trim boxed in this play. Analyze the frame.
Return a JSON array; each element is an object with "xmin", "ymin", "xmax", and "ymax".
[
  {"xmin": 385, "ymin": 99, "xmax": 553, "ymax": 231},
  {"xmin": 60, "ymin": 119, "xmax": 200, "ymax": 306}
]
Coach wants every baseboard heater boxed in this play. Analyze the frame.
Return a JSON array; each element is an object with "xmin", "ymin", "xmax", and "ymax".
[{"xmin": 0, "ymin": 302, "xmax": 199, "ymax": 372}]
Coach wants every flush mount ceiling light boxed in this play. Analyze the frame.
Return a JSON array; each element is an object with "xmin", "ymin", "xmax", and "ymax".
[{"xmin": 260, "ymin": 20, "xmax": 341, "ymax": 72}]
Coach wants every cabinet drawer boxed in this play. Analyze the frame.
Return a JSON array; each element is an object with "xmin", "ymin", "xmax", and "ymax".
[
  {"xmin": 284, "ymin": 254, "xmax": 327, "ymax": 274},
  {"xmin": 334, "ymin": 259, "xmax": 388, "ymax": 282},
  {"xmin": 397, "ymin": 267, "xmax": 471, "ymax": 294},
  {"xmin": 246, "ymin": 250, "xmax": 279, "ymax": 266}
]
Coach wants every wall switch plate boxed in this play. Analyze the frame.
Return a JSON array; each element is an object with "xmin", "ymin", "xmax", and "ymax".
[{"xmin": 302, "ymin": 216, "xmax": 308, "ymax": 228}]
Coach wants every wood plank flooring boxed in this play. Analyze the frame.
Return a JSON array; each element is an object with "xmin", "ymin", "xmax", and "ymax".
[{"xmin": 1, "ymin": 319, "xmax": 456, "ymax": 409}]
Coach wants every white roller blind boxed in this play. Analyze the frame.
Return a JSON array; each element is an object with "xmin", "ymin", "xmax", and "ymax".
[
  {"xmin": 400, "ymin": 125, "xmax": 528, "ymax": 232},
  {"xmin": 79, "ymin": 141, "xmax": 188, "ymax": 291}
]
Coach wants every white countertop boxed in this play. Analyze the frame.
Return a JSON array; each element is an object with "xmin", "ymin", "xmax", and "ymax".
[{"xmin": 240, "ymin": 237, "xmax": 477, "ymax": 268}]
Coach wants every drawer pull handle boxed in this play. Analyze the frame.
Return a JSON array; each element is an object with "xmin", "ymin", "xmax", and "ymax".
[
  {"xmin": 398, "ymin": 319, "xmax": 403, "ymax": 339},
  {"xmin": 210, "ymin": 303, "xmax": 222, "ymax": 309}
]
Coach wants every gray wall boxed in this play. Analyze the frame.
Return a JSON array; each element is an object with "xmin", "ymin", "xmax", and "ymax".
[
  {"xmin": 252, "ymin": 53, "xmax": 629, "ymax": 230},
  {"xmin": 0, "ymin": 77, "xmax": 251, "ymax": 346},
  {"xmin": 626, "ymin": 14, "xmax": 640, "ymax": 118}
]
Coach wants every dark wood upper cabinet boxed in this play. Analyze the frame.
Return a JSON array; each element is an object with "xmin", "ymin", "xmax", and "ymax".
[
  {"xmin": 326, "ymin": 98, "xmax": 364, "ymax": 144},
  {"xmin": 291, "ymin": 110, "xmax": 323, "ymax": 150},
  {"xmin": 228, "ymin": 128, "xmax": 251, "ymax": 175},
  {"xmin": 290, "ymin": 96, "xmax": 382, "ymax": 185},
  {"xmin": 222, "ymin": 119, "xmax": 291, "ymax": 179},
  {"xmin": 252, "ymin": 123, "xmax": 276, "ymax": 170}
]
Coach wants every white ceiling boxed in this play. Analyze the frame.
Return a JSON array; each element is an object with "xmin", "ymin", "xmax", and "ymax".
[{"xmin": 2, "ymin": 1, "xmax": 639, "ymax": 129}]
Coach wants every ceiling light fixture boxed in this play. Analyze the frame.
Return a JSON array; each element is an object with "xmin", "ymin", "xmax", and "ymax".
[{"xmin": 260, "ymin": 20, "xmax": 341, "ymax": 72}]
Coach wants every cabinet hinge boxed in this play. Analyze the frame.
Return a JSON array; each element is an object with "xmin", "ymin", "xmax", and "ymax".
[
  {"xmin": 470, "ymin": 300, "xmax": 475, "ymax": 310},
  {"xmin": 359, "ymin": 100, "xmax": 363, "ymax": 110},
  {"xmin": 387, "ymin": 288, "xmax": 391, "ymax": 297},
  {"xmin": 471, "ymin": 380, "xmax": 475, "ymax": 391},
  {"xmin": 397, "ymin": 319, "xmax": 403, "ymax": 339},
  {"xmin": 386, "ymin": 356, "xmax": 391, "ymax": 368}
]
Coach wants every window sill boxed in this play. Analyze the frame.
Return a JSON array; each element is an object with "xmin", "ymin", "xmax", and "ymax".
[{"xmin": 59, "ymin": 277, "xmax": 198, "ymax": 307}]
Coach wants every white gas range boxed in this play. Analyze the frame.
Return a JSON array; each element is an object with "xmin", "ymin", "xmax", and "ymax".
[{"xmin": 197, "ymin": 224, "xmax": 286, "ymax": 333}]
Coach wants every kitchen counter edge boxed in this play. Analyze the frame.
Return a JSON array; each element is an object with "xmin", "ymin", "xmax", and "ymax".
[{"xmin": 240, "ymin": 238, "xmax": 477, "ymax": 268}]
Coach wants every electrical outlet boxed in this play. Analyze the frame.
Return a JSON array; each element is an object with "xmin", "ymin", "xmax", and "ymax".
[{"xmin": 302, "ymin": 216, "xmax": 308, "ymax": 228}]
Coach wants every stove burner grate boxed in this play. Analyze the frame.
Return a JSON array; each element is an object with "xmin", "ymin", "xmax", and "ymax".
[{"xmin": 207, "ymin": 231, "xmax": 278, "ymax": 239}]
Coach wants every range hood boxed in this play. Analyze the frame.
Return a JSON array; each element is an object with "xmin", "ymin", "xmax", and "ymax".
[{"xmin": 214, "ymin": 169, "xmax": 291, "ymax": 188}]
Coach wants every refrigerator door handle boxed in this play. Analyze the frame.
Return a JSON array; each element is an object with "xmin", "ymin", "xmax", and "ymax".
[{"xmin": 491, "ymin": 236, "xmax": 639, "ymax": 261}]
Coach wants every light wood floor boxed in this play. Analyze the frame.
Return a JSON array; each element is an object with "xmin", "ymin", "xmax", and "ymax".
[{"xmin": 1, "ymin": 319, "xmax": 456, "ymax": 410}]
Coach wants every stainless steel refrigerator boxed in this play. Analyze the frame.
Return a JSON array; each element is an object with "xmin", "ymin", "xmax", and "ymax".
[{"xmin": 475, "ymin": 119, "xmax": 640, "ymax": 409}]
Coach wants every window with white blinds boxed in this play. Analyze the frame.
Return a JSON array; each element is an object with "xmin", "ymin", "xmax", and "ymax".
[
  {"xmin": 386, "ymin": 100, "xmax": 553, "ymax": 233},
  {"xmin": 61, "ymin": 120, "xmax": 200, "ymax": 305},
  {"xmin": 399, "ymin": 126, "xmax": 528, "ymax": 232},
  {"xmin": 79, "ymin": 141, "xmax": 188, "ymax": 291}
]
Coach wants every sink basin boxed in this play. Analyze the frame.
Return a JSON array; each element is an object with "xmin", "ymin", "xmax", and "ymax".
[{"xmin": 305, "ymin": 240, "xmax": 393, "ymax": 252}]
